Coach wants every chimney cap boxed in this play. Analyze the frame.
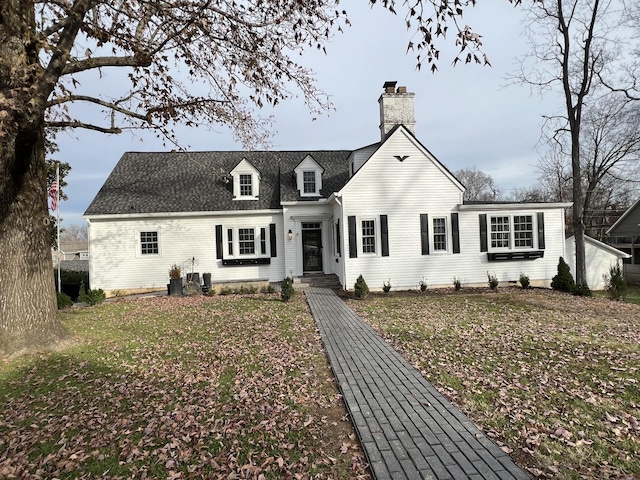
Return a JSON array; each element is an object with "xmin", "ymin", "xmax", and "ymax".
[{"xmin": 383, "ymin": 81, "xmax": 397, "ymax": 89}]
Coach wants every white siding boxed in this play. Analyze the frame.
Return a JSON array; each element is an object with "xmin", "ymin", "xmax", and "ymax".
[
  {"xmin": 566, "ymin": 236, "xmax": 630, "ymax": 290},
  {"xmin": 455, "ymin": 209, "xmax": 565, "ymax": 287},
  {"xmin": 89, "ymin": 213, "xmax": 284, "ymax": 291},
  {"xmin": 340, "ymin": 128, "xmax": 567, "ymax": 290}
]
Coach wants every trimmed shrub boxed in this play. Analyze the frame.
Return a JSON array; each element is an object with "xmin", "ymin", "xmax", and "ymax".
[
  {"xmin": 354, "ymin": 274, "xmax": 369, "ymax": 299},
  {"xmin": 551, "ymin": 257, "xmax": 575, "ymax": 293},
  {"xmin": 604, "ymin": 262, "xmax": 627, "ymax": 300},
  {"xmin": 519, "ymin": 273, "xmax": 530, "ymax": 289},
  {"xmin": 57, "ymin": 292, "xmax": 73, "ymax": 309},
  {"xmin": 572, "ymin": 283, "xmax": 593, "ymax": 297},
  {"xmin": 453, "ymin": 277, "xmax": 461, "ymax": 291},
  {"xmin": 487, "ymin": 272, "xmax": 499, "ymax": 291},
  {"xmin": 281, "ymin": 277, "xmax": 295, "ymax": 302},
  {"xmin": 78, "ymin": 287, "xmax": 106, "ymax": 306}
]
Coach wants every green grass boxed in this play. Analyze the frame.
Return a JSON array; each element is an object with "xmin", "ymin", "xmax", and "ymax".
[
  {"xmin": 347, "ymin": 289, "xmax": 640, "ymax": 480},
  {"xmin": 0, "ymin": 294, "xmax": 368, "ymax": 479},
  {"xmin": 624, "ymin": 285, "xmax": 640, "ymax": 304}
]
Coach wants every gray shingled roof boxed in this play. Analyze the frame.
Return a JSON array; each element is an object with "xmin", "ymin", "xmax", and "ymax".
[{"xmin": 84, "ymin": 150, "xmax": 354, "ymax": 215}]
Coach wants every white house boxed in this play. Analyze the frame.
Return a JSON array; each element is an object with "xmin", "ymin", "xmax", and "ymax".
[{"xmin": 84, "ymin": 82, "xmax": 573, "ymax": 294}]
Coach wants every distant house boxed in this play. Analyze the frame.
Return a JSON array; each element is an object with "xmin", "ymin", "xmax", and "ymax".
[
  {"xmin": 606, "ymin": 198, "xmax": 640, "ymax": 284},
  {"xmin": 565, "ymin": 235, "xmax": 631, "ymax": 290},
  {"xmin": 84, "ymin": 82, "xmax": 573, "ymax": 294},
  {"xmin": 52, "ymin": 240, "xmax": 90, "ymax": 272}
]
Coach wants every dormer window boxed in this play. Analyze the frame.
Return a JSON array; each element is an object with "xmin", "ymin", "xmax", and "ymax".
[
  {"xmin": 230, "ymin": 158, "xmax": 260, "ymax": 200},
  {"xmin": 294, "ymin": 155, "xmax": 324, "ymax": 197},
  {"xmin": 239, "ymin": 174, "xmax": 253, "ymax": 197},
  {"xmin": 303, "ymin": 171, "xmax": 316, "ymax": 194}
]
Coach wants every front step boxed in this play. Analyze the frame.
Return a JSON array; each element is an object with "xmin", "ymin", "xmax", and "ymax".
[{"xmin": 293, "ymin": 274, "xmax": 341, "ymax": 290}]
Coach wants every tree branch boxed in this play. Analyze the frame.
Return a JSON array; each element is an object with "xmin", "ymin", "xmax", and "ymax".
[
  {"xmin": 46, "ymin": 120, "xmax": 122, "ymax": 134},
  {"xmin": 61, "ymin": 55, "xmax": 151, "ymax": 76}
]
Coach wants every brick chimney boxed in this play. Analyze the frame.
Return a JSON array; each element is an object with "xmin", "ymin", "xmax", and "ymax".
[{"xmin": 379, "ymin": 81, "xmax": 416, "ymax": 140}]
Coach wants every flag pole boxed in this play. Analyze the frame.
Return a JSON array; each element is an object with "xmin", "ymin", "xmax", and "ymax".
[{"xmin": 56, "ymin": 163, "xmax": 61, "ymax": 293}]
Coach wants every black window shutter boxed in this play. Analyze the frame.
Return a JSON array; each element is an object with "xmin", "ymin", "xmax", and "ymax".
[
  {"xmin": 269, "ymin": 223, "xmax": 277, "ymax": 257},
  {"xmin": 420, "ymin": 214, "xmax": 429, "ymax": 255},
  {"xmin": 537, "ymin": 212, "xmax": 545, "ymax": 250},
  {"xmin": 479, "ymin": 214, "xmax": 488, "ymax": 252},
  {"xmin": 336, "ymin": 219, "xmax": 341, "ymax": 255},
  {"xmin": 215, "ymin": 225, "xmax": 223, "ymax": 259},
  {"xmin": 348, "ymin": 216, "xmax": 357, "ymax": 258},
  {"xmin": 451, "ymin": 213, "xmax": 460, "ymax": 254},
  {"xmin": 380, "ymin": 215, "xmax": 389, "ymax": 257}
]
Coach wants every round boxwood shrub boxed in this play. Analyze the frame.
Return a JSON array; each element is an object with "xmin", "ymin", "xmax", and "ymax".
[
  {"xmin": 57, "ymin": 292, "xmax": 73, "ymax": 309},
  {"xmin": 281, "ymin": 277, "xmax": 295, "ymax": 302}
]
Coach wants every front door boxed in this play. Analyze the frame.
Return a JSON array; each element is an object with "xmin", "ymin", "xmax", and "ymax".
[{"xmin": 302, "ymin": 227, "xmax": 323, "ymax": 272}]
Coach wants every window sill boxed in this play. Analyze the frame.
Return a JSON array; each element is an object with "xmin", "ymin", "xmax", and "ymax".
[
  {"xmin": 487, "ymin": 251, "xmax": 544, "ymax": 261},
  {"xmin": 222, "ymin": 257, "xmax": 271, "ymax": 266}
]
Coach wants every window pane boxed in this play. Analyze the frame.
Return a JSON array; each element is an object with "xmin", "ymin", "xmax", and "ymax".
[
  {"xmin": 239, "ymin": 228, "xmax": 255, "ymax": 254},
  {"xmin": 260, "ymin": 227, "xmax": 267, "ymax": 255},
  {"xmin": 140, "ymin": 231, "xmax": 158, "ymax": 255},
  {"xmin": 239, "ymin": 174, "xmax": 252, "ymax": 196},
  {"xmin": 362, "ymin": 220, "xmax": 376, "ymax": 254},
  {"xmin": 227, "ymin": 228, "xmax": 233, "ymax": 255},
  {"xmin": 514, "ymin": 215, "xmax": 533, "ymax": 248},
  {"xmin": 490, "ymin": 216, "xmax": 510, "ymax": 248},
  {"xmin": 303, "ymin": 171, "xmax": 316, "ymax": 193},
  {"xmin": 433, "ymin": 218, "xmax": 447, "ymax": 251}
]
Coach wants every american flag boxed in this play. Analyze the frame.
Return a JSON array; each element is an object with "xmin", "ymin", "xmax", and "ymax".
[{"xmin": 49, "ymin": 181, "xmax": 58, "ymax": 212}]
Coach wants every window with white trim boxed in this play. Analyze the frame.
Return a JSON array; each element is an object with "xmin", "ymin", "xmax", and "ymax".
[
  {"xmin": 514, "ymin": 215, "xmax": 533, "ymax": 248},
  {"xmin": 490, "ymin": 216, "xmax": 510, "ymax": 249},
  {"xmin": 140, "ymin": 231, "xmax": 159, "ymax": 255},
  {"xmin": 239, "ymin": 174, "xmax": 252, "ymax": 197},
  {"xmin": 239, "ymin": 228, "xmax": 255, "ymax": 255},
  {"xmin": 433, "ymin": 217, "xmax": 447, "ymax": 251},
  {"xmin": 303, "ymin": 171, "xmax": 316, "ymax": 194},
  {"xmin": 361, "ymin": 219, "xmax": 376, "ymax": 254}
]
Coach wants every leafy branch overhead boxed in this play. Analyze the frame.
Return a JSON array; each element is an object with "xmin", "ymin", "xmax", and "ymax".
[
  {"xmin": 371, "ymin": 0, "xmax": 528, "ymax": 71},
  {"xmin": 4, "ymin": 0, "xmax": 352, "ymax": 148}
]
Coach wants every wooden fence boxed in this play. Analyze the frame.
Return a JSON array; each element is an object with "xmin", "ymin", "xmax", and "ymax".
[{"xmin": 624, "ymin": 264, "xmax": 640, "ymax": 285}]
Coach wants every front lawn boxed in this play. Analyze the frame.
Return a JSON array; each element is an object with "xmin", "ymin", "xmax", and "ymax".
[
  {"xmin": 0, "ymin": 294, "xmax": 370, "ymax": 479},
  {"xmin": 346, "ymin": 289, "xmax": 640, "ymax": 479}
]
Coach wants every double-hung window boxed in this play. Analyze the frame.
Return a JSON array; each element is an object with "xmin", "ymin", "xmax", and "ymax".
[
  {"xmin": 433, "ymin": 217, "xmax": 447, "ymax": 251},
  {"xmin": 140, "ymin": 231, "xmax": 159, "ymax": 255},
  {"xmin": 303, "ymin": 171, "xmax": 316, "ymax": 194},
  {"xmin": 238, "ymin": 228, "xmax": 255, "ymax": 255},
  {"xmin": 490, "ymin": 216, "xmax": 510, "ymax": 249},
  {"xmin": 513, "ymin": 215, "xmax": 533, "ymax": 248},
  {"xmin": 361, "ymin": 219, "xmax": 376, "ymax": 254},
  {"xmin": 239, "ymin": 174, "xmax": 252, "ymax": 197}
]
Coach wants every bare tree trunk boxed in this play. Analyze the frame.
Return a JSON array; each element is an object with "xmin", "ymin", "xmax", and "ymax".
[
  {"xmin": 571, "ymin": 136, "xmax": 587, "ymax": 286},
  {"xmin": 0, "ymin": 123, "xmax": 68, "ymax": 355}
]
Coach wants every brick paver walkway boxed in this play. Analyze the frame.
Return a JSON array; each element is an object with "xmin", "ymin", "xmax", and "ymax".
[{"xmin": 305, "ymin": 288, "xmax": 530, "ymax": 480}]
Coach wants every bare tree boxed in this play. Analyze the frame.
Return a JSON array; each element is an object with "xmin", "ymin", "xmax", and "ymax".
[
  {"xmin": 0, "ymin": 0, "xmax": 507, "ymax": 354},
  {"xmin": 60, "ymin": 224, "xmax": 88, "ymax": 242},
  {"xmin": 511, "ymin": 0, "xmax": 638, "ymax": 288},
  {"xmin": 454, "ymin": 167, "xmax": 501, "ymax": 202},
  {"xmin": 538, "ymin": 91, "xmax": 640, "ymax": 240},
  {"xmin": 1, "ymin": 0, "xmax": 354, "ymax": 354}
]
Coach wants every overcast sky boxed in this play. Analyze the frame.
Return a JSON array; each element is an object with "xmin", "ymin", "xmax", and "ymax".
[{"xmin": 55, "ymin": 2, "xmax": 560, "ymax": 227}]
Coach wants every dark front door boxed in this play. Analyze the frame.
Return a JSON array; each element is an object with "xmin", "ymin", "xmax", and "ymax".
[{"xmin": 302, "ymin": 229, "xmax": 323, "ymax": 272}]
